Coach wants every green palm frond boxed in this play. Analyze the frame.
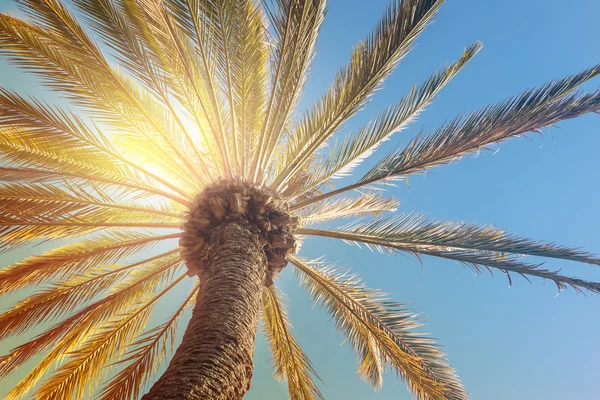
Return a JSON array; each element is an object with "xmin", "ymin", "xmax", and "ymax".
[
  {"xmin": 312, "ymin": 214, "xmax": 600, "ymax": 264},
  {"xmin": 298, "ymin": 214, "xmax": 600, "ymax": 293},
  {"xmin": 299, "ymin": 192, "xmax": 399, "ymax": 225},
  {"xmin": 261, "ymin": 285, "xmax": 323, "ymax": 400},
  {"xmin": 289, "ymin": 42, "xmax": 481, "ymax": 198},
  {"xmin": 360, "ymin": 68, "xmax": 600, "ymax": 185},
  {"xmin": 290, "ymin": 256, "xmax": 467, "ymax": 399},
  {"xmin": 271, "ymin": 0, "xmax": 444, "ymax": 191},
  {"xmin": 293, "ymin": 65, "xmax": 600, "ymax": 209}
]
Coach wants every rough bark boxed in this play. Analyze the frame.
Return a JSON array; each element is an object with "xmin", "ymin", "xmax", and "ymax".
[{"xmin": 142, "ymin": 223, "xmax": 267, "ymax": 400}]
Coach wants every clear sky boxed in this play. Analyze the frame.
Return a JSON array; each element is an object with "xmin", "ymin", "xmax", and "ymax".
[{"xmin": 1, "ymin": 0, "xmax": 599, "ymax": 399}]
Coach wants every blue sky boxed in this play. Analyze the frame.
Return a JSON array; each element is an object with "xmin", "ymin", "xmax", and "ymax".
[{"xmin": 1, "ymin": 0, "xmax": 599, "ymax": 399}]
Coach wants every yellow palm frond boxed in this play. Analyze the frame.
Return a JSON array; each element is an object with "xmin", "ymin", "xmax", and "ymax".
[
  {"xmin": 0, "ymin": 254, "xmax": 183, "ymax": 382},
  {"xmin": 34, "ymin": 273, "xmax": 187, "ymax": 400},
  {"xmin": 230, "ymin": 0, "xmax": 269, "ymax": 176},
  {"xmin": 3, "ymin": 315, "xmax": 94, "ymax": 400},
  {"xmin": 166, "ymin": 0, "xmax": 224, "ymax": 116},
  {"xmin": 0, "ymin": 166, "xmax": 72, "ymax": 183},
  {"xmin": 0, "ymin": 166, "xmax": 188, "ymax": 210},
  {"xmin": 0, "ymin": 231, "xmax": 180, "ymax": 293},
  {"xmin": 99, "ymin": 283, "xmax": 200, "ymax": 400},
  {"xmin": 0, "ymin": 14, "xmax": 145, "ymax": 130},
  {"xmin": 0, "ymin": 88, "xmax": 194, "ymax": 194},
  {"xmin": 0, "ymin": 8, "xmax": 207, "ymax": 191},
  {"xmin": 110, "ymin": 0, "xmax": 213, "ymax": 182},
  {"xmin": 0, "ymin": 250, "xmax": 179, "ymax": 341},
  {"xmin": 164, "ymin": 0, "xmax": 235, "ymax": 177},
  {"xmin": 0, "ymin": 212, "xmax": 180, "ymax": 253},
  {"xmin": 0, "ymin": 126, "xmax": 191, "ymax": 206},
  {"xmin": 70, "ymin": 0, "xmax": 175, "ymax": 98},
  {"xmin": 0, "ymin": 183, "xmax": 182, "ymax": 223},
  {"xmin": 140, "ymin": 1, "xmax": 221, "ymax": 175},
  {"xmin": 251, "ymin": 0, "xmax": 326, "ymax": 182},
  {"xmin": 261, "ymin": 285, "xmax": 323, "ymax": 400}
]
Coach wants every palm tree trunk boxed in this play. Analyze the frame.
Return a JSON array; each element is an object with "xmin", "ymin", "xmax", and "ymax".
[{"xmin": 143, "ymin": 223, "xmax": 267, "ymax": 400}]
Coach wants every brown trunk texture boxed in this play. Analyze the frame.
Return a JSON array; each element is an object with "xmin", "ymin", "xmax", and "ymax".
[{"xmin": 142, "ymin": 223, "xmax": 267, "ymax": 400}]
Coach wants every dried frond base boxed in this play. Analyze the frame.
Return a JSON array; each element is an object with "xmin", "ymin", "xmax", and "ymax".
[{"xmin": 181, "ymin": 179, "xmax": 298, "ymax": 285}]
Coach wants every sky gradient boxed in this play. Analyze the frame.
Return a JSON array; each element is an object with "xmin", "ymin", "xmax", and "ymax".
[{"xmin": 1, "ymin": 0, "xmax": 599, "ymax": 399}]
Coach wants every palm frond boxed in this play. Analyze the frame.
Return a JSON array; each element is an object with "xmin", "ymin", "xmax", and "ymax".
[
  {"xmin": 0, "ymin": 165, "xmax": 170, "ymax": 201},
  {"xmin": 290, "ymin": 256, "xmax": 467, "ymax": 400},
  {"xmin": 361, "ymin": 66, "xmax": 600, "ymax": 184},
  {"xmin": 231, "ymin": 0, "xmax": 269, "ymax": 176},
  {"xmin": 70, "ymin": 0, "xmax": 172, "ymax": 97},
  {"xmin": 3, "ymin": 314, "xmax": 94, "ymax": 400},
  {"xmin": 1, "ymin": 0, "xmax": 599, "ymax": 398},
  {"xmin": 34, "ymin": 273, "xmax": 187, "ymax": 400},
  {"xmin": 215, "ymin": 1, "xmax": 242, "ymax": 173},
  {"xmin": 99, "ymin": 283, "xmax": 199, "ymax": 400},
  {"xmin": 0, "ymin": 210, "xmax": 180, "ymax": 251},
  {"xmin": 289, "ymin": 42, "xmax": 481, "ymax": 198},
  {"xmin": 0, "ymin": 231, "xmax": 180, "ymax": 293},
  {"xmin": 0, "ymin": 254, "xmax": 183, "ymax": 384},
  {"xmin": 164, "ymin": 0, "xmax": 232, "ymax": 176},
  {"xmin": 403, "ymin": 246, "xmax": 600, "ymax": 294},
  {"xmin": 0, "ymin": 39, "xmax": 195, "ymax": 202},
  {"xmin": 109, "ymin": 0, "xmax": 213, "ymax": 180},
  {"xmin": 261, "ymin": 285, "xmax": 323, "ymax": 400},
  {"xmin": 271, "ymin": 0, "xmax": 444, "ymax": 191},
  {"xmin": 0, "ymin": 166, "xmax": 74, "ymax": 183},
  {"xmin": 141, "ymin": 1, "xmax": 221, "ymax": 175},
  {"xmin": 0, "ymin": 89, "xmax": 133, "ymax": 178},
  {"xmin": 166, "ymin": 0, "xmax": 234, "ymax": 178},
  {"xmin": 251, "ymin": 0, "xmax": 326, "ymax": 182},
  {"xmin": 299, "ymin": 192, "xmax": 399, "ymax": 225},
  {"xmin": 0, "ymin": 85, "xmax": 196, "ymax": 198},
  {"xmin": 0, "ymin": 125, "xmax": 191, "ymax": 207},
  {"xmin": 315, "ymin": 214, "xmax": 600, "ymax": 264},
  {"xmin": 0, "ymin": 10, "xmax": 206, "ymax": 190},
  {"xmin": 0, "ymin": 13, "xmax": 140, "ymax": 128},
  {"xmin": 114, "ymin": 132, "xmax": 202, "ymax": 194},
  {"xmin": 0, "ymin": 182, "xmax": 182, "ymax": 223},
  {"xmin": 298, "ymin": 214, "xmax": 600, "ymax": 294},
  {"xmin": 0, "ymin": 250, "xmax": 179, "ymax": 341},
  {"xmin": 293, "ymin": 65, "xmax": 600, "ymax": 209}
]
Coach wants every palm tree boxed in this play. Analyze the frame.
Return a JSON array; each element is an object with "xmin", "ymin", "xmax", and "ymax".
[{"xmin": 0, "ymin": 0, "xmax": 599, "ymax": 398}]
